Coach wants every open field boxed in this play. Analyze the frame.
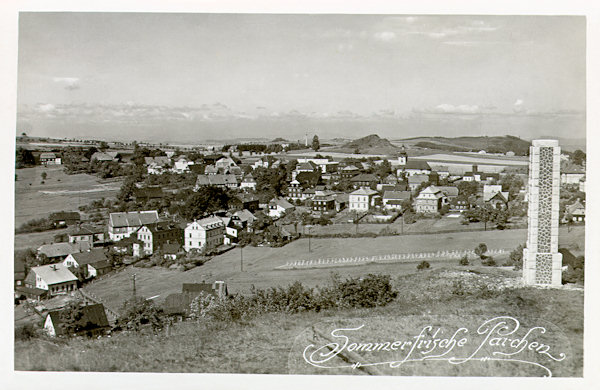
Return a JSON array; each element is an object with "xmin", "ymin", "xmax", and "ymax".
[
  {"xmin": 15, "ymin": 267, "xmax": 584, "ymax": 376},
  {"xmin": 14, "ymin": 165, "xmax": 122, "ymax": 227},
  {"xmin": 82, "ymin": 226, "xmax": 583, "ymax": 313}
]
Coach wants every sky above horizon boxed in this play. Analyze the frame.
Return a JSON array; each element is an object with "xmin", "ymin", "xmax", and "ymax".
[{"xmin": 16, "ymin": 13, "xmax": 586, "ymax": 141}]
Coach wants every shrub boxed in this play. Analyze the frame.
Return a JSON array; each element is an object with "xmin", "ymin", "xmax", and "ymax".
[
  {"xmin": 15, "ymin": 323, "xmax": 38, "ymax": 341},
  {"xmin": 509, "ymin": 244, "xmax": 524, "ymax": 270},
  {"xmin": 482, "ymin": 256, "xmax": 496, "ymax": 266},
  {"xmin": 115, "ymin": 297, "xmax": 165, "ymax": 332},
  {"xmin": 474, "ymin": 243, "xmax": 488, "ymax": 259},
  {"xmin": 417, "ymin": 261, "xmax": 430, "ymax": 270},
  {"xmin": 459, "ymin": 255, "xmax": 469, "ymax": 266}
]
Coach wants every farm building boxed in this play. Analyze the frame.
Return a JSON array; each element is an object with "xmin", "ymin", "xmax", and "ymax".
[
  {"xmin": 108, "ymin": 210, "xmax": 159, "ymax": 241},
  {"xmin": 44, "ymin": 303, "xmax": 110, "ymax": 337},
  {"xmin": 25, "ymin": 263, "xmax": 78, "ymax": 296}
]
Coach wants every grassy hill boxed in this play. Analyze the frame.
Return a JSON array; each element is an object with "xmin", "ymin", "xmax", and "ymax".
[
  {"xmin": 328, "ymin": 134, "xmax": 398, "ymax": 155},
  {"xmin": 14, "ymin": 266, "xmax": 583, "ymax": 376},
  {"xmin": 399, "ymin": 135, "xmax": 531, "ymax": 156}
]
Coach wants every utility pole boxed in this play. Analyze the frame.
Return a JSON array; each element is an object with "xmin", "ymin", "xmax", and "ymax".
[
  {"xmin": 240, "ymin": 245, "xmax": 244, "ymax": 272},
  {"xmin": 307, "ymin": 225, "xmax": 312, "ymax": 252},
  {"xmin": 131, "ymin": 273, "xmax": 137, "ymax": 298}
]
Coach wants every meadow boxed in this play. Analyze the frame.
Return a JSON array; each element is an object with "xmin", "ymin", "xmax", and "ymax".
[
  {"xmin": 14, "ymin": 166, "xmax": 121, "ymax": 229},
  {"xmin": 80, "ymin": 226, "xmax": 583, "ymax": 314}
]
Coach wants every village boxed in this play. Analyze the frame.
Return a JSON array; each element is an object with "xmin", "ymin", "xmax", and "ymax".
[{"xmin": 14, "ymin": 134, "xmax": 587, "ymax": 339}]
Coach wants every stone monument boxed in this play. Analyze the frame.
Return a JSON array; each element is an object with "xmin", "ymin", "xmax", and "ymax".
[{"xmin": 523, "ymin": 139, "xmax": 562, "ymax": 286}]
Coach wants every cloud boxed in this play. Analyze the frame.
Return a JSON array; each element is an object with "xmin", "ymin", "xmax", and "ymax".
[
  {"xmin": 337, "ymin": 43, "xmax": 354, "ymax": 52},
  {"xmin": 514, "ymin": 99, "xmax": 524, "ymax": 106},
  {"xmin": 53, "ymin": 77, "xmax": 80, "ymax": 90},
  {"xmin": 37, "ymin": 103, "xmax": 56, "ymax": 112},
  {"xmin": 435, "ymin": 104, "xmax": 480, "ymax": 114},
  {"xmin": 513, "ymin": 99, "xmax": 525, "ymax": 113},
  {"xmin": 373, "ymin": 31, "xmax": 396, "ymax": 42}
]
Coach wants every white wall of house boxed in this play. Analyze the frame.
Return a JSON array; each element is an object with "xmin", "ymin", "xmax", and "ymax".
[{"xmin": 44, "ymin": 315, "xmax": 57, "ymax": 336}]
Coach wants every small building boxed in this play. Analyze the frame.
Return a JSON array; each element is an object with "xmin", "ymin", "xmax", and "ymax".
[
  {"xmin": 49, "ymin": 211, "xmax": 81, "ymax": 227},
  {"xmin": 44, "ymin": 303, "xmax": 110, "ymax": 337},
  {"xmin": 236, "ymin": 194, "xmax": 259, "ymax": 211},
  {"xmin": 144, "ymin": 156, "xmax": 170, "ymax": 166},
  {"xmin": 407, "ymin": 174, "xmax": 430, "ymax": 191},
  {"xmin": 68, "ymin": 224, "xmax": 106, "ymax": 247},
  {"xmin": 349, "ymin": 188, "xmax": 379, "ymax": 212},
  {"xmin": 184, "ymin": 216, "xmax": 225, "ymax": 252},
  {"xmin": 63, "ymin": 249, "xmax": 112, "ymax": 278},
  {"xmin": 565, "ymin": 200, "xmax": 585, "ymax": 222},
  {"xmin": 194, "ymin": 174, "xmax": 238, "ymax": 189},
  {"xmin": 268, "ymin": 197, "xmax": 295, "ymax": 219},
  {"xmin": 561, "ymin": 166, "xmax": 586, "ymax": 185},
  {"xmin": 37, "ymin": 242, "xmax": 82, "ymax": 262},
  {"xmin": 232, "ymin": 209, "xmax": 257, "ymax": 229},
  {"xmin": 350, "ymin": 173, "xmax": 379, "ymax": 190},
  {"xmin": 15, "ymin": 257, "xmax": 26, "ymax": 288},
  {"xmin": 397, "ymin": 160, "xmax": 431, "ymax": 177},
  {"xmin": 91, "ymin": 151, "xmax": 120, "ymax": 162},
  {"xmin": 108, "ymin": 210, "xmax": 159, "ymax": 241},
  {"xmin": 333, "ymin": 193, "xmax": 349, "ymax": 212},
  {"xmin": 382, "ymin": 191, "xmax": 411, "ymax": 211},
  {"xmin": 340, "ymin": 165, "xmax": 361, "ymax": 180},
  {"xmin": 311, "ymin": 191, "xmax": 336, "ymax": 213},
  {"xmin": 133, "ymin": 187, "xmax": 164, "ymax": 203},
  {"xmin": 40, "ymin": 152, "xmax": 61, "ymax": 165},
  {"xmin": 287, "ymin": 179, "xmax": 303, "ymax": 201},
  {"xmin": 172, "ymin": 157, "xmax": 195, "ymax": 174},
  {"xmin": 25, "ymin": 263, "xmax": 78, "ymax": 296}
]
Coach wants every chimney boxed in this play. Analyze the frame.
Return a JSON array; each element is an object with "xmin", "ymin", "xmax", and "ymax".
[{"xmin": 472, "ymin": 165, "xmax": 478, "ymax": 173}]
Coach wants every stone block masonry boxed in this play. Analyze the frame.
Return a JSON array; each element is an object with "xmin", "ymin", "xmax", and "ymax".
[{"xmin": 523, "ymin": 140, "xmax": 562, "ymax": 286}]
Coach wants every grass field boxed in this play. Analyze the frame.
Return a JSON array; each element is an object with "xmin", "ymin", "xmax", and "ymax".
[
  {"xmin": 81, "ymin": 226, "xmax": 584, "ymax": 313},
  {"xmin": 14, "ymin": 165, "xmax": 122, "ymax": 227},
  {"xmin": 15, "ymin": 267, "xmax": 584, "ymax": 376}
]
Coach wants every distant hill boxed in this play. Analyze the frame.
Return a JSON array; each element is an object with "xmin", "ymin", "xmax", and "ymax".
[
  {"xmin": 334, "ymin": 134, "xmax": 398, "ymax": 155},
  {"xmin": 403, "ymin": 135, "xmax": 531, "ymax": 156}
]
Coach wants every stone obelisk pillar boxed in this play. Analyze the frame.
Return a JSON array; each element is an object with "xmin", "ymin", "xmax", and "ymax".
[{"xmin": 523, "ymin": 139, "xmax": 562, "ymax": 286}]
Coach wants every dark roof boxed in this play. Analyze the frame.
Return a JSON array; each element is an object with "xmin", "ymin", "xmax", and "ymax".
[
  {"xmin": 134, "ymin": 187, "xmax": 164, "ymax": 199},
  {"xmin": 163, "ymin": 293, "xmax": 194, "ymax": 315},
  {"xmin": 162, "ymin": 242, "xmax": 181, "ymax": 254},
  {"xmin": 90, "ymin": 260, "xmax": 112, "ymax": 270},
  {"xmin": 383, "ymin": 191, "xmax": 411, "ymax": 201},
  {"xmin": 48, "ymin": 304, "xmax": 110, "ymax": 335},
  {"xmin": 49, "ymin": 211, "xmax": 81, "ymax": 222},
  {"xmin": 69, "ymin": 224, "xmax": 104, "ymax": 236},
  {"xmin": 350, "ymin": 173, "xmax": 379, "ymax": 183},
  {"xmin": 69, "ymin": 249, "xmax": 109, "ymax": 266},
  {"xmin": 15, "ymin": 286, "xmax": 47, "ymax": 296},
  {"xmin": 403, "ymin": 160, "xmax": 431, "ymax": 170}
]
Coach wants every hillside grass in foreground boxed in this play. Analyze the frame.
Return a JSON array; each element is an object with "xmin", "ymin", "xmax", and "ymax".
[{"xmin": 15, "ymin": 268, "xmax": 583, "ymax": 376}]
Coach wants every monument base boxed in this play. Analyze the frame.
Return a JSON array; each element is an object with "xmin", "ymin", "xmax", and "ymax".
[{"xmin": 523, "ymin": 247, "xmax": 563, "ymax": 287}]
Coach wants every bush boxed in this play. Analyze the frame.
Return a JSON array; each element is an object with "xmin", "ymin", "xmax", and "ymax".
[
  {"xmin": 474, "ymin": 243, "xmax": 488, "ymax": 259},
  {"xmin": 15, "ymin": 323, "xmax": 38, "ymax": 341},
  {"xmin": 482, "ymin": 256, "xmax": 496, "ymax": 266},
  {"xmin": 115, "ymin": 297, "xmax": 165, "ymax": 332},
  {"xmin": 459, "ymin": 255, "xmax": 469, "ymax": 266},
  {"xmin": 417, "ymin": 261, "xmax": 430, "ymax": 270}
]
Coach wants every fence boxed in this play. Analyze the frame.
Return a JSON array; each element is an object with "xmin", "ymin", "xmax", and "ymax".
[{"xmin": 275, "ymin": 248, "xmax": 509, "ymax": 270}]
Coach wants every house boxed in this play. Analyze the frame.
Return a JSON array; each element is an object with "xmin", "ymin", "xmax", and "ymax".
[
  {"xmin": 91, "ymin": 151, "xmax": 119, "ymax": 162},
  {"xmin": 49, "ymin": 211, "xmax": 81, "ymax": 227},
  {"xmin": 311, "ymin": 191, "xmax": 336, "ymax": 213},
  {"xmin": 147, "ymin": 162, "xmax": 167, "ymax": 175},
  {"xmin": 144, "ymin": 156, "xmax": 170, "ymax": 166},
  {"xmin": 483, "ymin": 184, "xmax": 509, "ymax": 209},
  {"xmin": 40, "ymin": 152, "xmax": 61, "ymax": 165},
  {"xmin": 462, "ymin": 165, "xmax": 499, "ymax": 182},
  {"xmin": 434, "ymin": 166, "xmax": 450, "ymax": 180},
  {"xmin": 194, "ymin": 174, "xmax": 238, "ymax": 189},
  {"xmin": 579, "ymin": 176, "xmax": 586, "ymax": 192},
  {"xmin": 37, "ymin": 242, "xmax": 83, "ymax": 262},
  {"xmin": 215, "ymin": 156, "xmax": 238, "ymax": 170},
  {"xmin": 219, "ymin": 216, "xmax": 244, "ymax": 245},
  {"xmin": 288, "ymin": 179, "xmax": 303, "ymax": 201},
  {"xmin": 350, "ymin": 173, "xmax": 379, "ymax": 189},
  {"xmin": 172, "ymin": 157, "xmax": 195, "ymax": 174},
  {"xmin": 565, "ymin": 200, "xmax": 585, "ymax": 222},
  {"xmin": 382, "ymin": 191, "xmax": 411, "ymax": 211},
  {"xmin": 407, "ymin": 174, "xmax": 430, "ymax": 191},
  {"xmin": 184, "ymin": 216, "xmax": 225, "ymax": 252},
  {"xmin": 44, "ymin": 303, "xmax": 110, "ymax": 337},
  {"xmin": 397, "ymin": 160, "xmax": 431, "ymax": 176},
  {"xmin": 349, "ymin": 188, "xmax": 379, "ymax": 212},
  {"xmin": 162, "ymin": 242, "xmax": 182, "ymax": 260},
  {"xmin": 204, "ymin": 165, "xmax": 219, "ymax": 175},
  {"xmin": 133, "ymin": 222, "xmax": 182, "ymax": 257},
  {"xmin": 15, "ymin": 286, "xmax": 47, "ymax": 301},
  {"xmin": 68, "ymin": 224, "xmax": 106, "ymax": 247},
  {"xmin": 232, "ymin": 209, "xmax": 257, "ymax": 229},
  {"xmin": 108, "ymin": 210, "xmax": 159, "ymax": 241},
  {"xmin": 25, "ymin": 263, "xmax": 78, "ymax": 296},
  {"xmin": 133, "ymin": 187, "xmax": 164, "ymax": 203},
  {"xmin": 268, "ymin": 197, "xmax": 295, "ymax": 219},
  {"xmin": 63, "ymin": 249, "xmax": 112, "ymax": 278},
  {"xmin": 384, "ymin": 174, "xmax": 400, "ymax": 185},
  {"xmin": 414, "ymin": 186, "xmax": 447, "ymax": 213},
  {"xmin": 450, "ymin": 197, "xmax": 471, "ymax": 212},
  {"xmin": 340, "ymin": 165, "xmax": 361, "ymax": 179},
  {"xmin": 240, "ymin": 174, "xmax": 257, "ymax": 190},
  {"xmin": 436, "ymin": 186, "xmax": 460, "ymax": 200},
  {"xmin": 561, "ymin": 165, "xmax": 586, "ymax": 185},
  {"xmin": 236, "ymin": 194, "xmax": 259, "ymax": 211}
]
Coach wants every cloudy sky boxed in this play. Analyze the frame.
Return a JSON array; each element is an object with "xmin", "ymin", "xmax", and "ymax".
[{"xmin": 16, "ymin": 13, "xmax": 585, "ymax": 142}]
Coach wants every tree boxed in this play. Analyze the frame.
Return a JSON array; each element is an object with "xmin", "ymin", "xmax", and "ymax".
[
  {"xmin": 58, "ymin": 301, "xmax": 87, "ymax": 336},
  {"xmin": 500, "ymin": 173, "xmax": 524, "ymax": 198},
  {"xmin": 41, "ymin": 172, "xmax": 47, "ymax": 181},
  {"xmin": 571, "ymin": 149, "xmax": 586, "ymax": 166},
  {"xmin": 312, "ymin": 135, "xmax": 320, "ymax": 151},
  {"xmin": 457, "ymin": 181, "xmax": 479, "ymax": 198},
  {"xmin": 116, "ymin": 297, "xmax": 165, "ymax": 332},
  {"xmin": 117, "ymin": 177, "xmax": 137, "ymax": 203},
  {"xmin": 474, "ymin": 243, "xmax": 488, "ymax": 259},
  {"xmin": 15, "ymin": 147, "xmax": 35, "ymax": 168},
  {"xmin": 182, "ymin": 186, "xmax": 231, "ymax": 220}
]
